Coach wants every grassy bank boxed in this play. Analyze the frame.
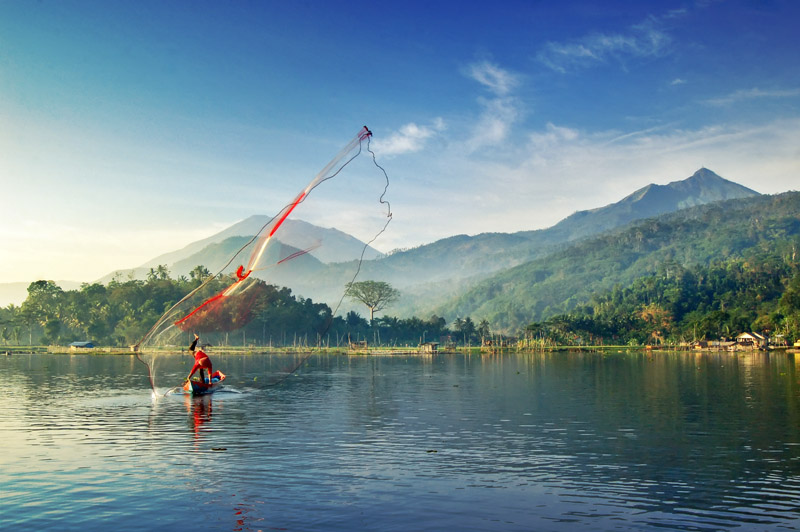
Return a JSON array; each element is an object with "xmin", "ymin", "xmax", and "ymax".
[{"xmin": 1, "ymin": 343, "xmax": 720, "ymax": 357}]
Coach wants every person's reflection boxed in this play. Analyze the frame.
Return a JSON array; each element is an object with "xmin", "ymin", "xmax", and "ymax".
[
  {"xmin": 185, "ymin": 394, "xmax": 213, "ymax": 444},
  {"xmin": 233, "ymin": 505, "xmax": 248, "ymax": 532}
]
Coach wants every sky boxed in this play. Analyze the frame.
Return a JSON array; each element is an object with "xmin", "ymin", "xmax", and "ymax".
[{"xmin": 1, "ymin": 0, "xmax": 799, "ymax": 284}]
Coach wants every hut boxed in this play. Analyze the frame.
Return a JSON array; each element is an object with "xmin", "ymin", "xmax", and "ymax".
[
  {"xmin": 348, "ymin": 340, "xmax": 368, "ymax": 353},
  {"xmin": 69, "ymin": 341, "xmax": 95, "ymax": 350},
  {"xmin": 735, "ymin": 332, "xmax": 766, "ymax": 349},
  {"xmin": 419, "ymin": 342, "xmax": 439, "ymax": 354}
]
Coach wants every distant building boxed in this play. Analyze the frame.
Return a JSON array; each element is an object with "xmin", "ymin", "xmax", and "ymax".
[
  {"xmin": 735, "ymin": 332, "xmax": 766, "ymax": 349},
  {"xmin": 69, "ymin": 341, "xmax": 95, "ymax": 349},
  {"xmin": 769, "ymin": 335, "xmax": 788, "ymax": 348},
  {"xmin": 348, "ymin": 340, "xmax": 368, "ymax": 352},
  {"xmin": 419, "ymin": 342, "xmax": 439, "ymax": 354},
  {"xmin": 692, "ymin": 340, "xmax": 735, "ymax": 350}
]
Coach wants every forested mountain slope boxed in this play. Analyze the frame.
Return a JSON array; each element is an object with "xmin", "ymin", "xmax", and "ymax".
[
  {"xmin": 369, "ymin": 168, "xmax": 759, "ymax": 288},
  {"xmin": 436, "ymin": 191, "xmax": 800, "ymax": 331},
  {"xmin": 91, "ymin": 168, "xmax": 759, "ymax": 314}
]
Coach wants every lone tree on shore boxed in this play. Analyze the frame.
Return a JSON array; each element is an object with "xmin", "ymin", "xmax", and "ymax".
[{"xmin": 345, "ymin": 281, "xmax": 400, "ymax": 322}]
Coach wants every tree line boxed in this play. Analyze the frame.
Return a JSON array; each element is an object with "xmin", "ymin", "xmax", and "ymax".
[
  {"xmin": 0, "ymin": 267, "xmax": 491, "ymax": 348},
  {"xmin": 524, "ymin": 247, "xmax": 800, "ymax": 346},
  {"xmin": 3, "ymin": 241, "xmax": 797, "ymax": 349},
  {"xmin": 440, "ymin": 192, "xmax": 800, "ymax": 332}
]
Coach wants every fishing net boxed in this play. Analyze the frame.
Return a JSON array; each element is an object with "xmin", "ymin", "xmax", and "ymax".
[{"xmin": 134, "ymin": 126, "xmax": 391, "ymax": 392}]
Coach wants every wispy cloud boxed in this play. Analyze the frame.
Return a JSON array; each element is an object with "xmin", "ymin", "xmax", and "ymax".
[
  {"xmin": 507, "ymin": 117, "xmax": 800, "ymax": 209},
  {"xmin": 704, "ymin": 87, "xmax": 800, "ymax": 106},
  {"xmin": 468, "ymin": 96, "xmax": 520, "ymax": 150},
  {"xmin": 663, "ymin": 8, "xmax": 689, "ymax": 19},
  {"xmin": 466, "ymin": 61, "xmax": 520, "ymax": 96},
  {"xmin": 528, "ymin": 123, "xmax": 580, "ymax": 150},
  {"xmin": 537, "ymin": 15, "xmax": 673, "ymax": 73},
  {"xmin": 671, "ymin": 78, "xmax": 687, "ymax": 86},
  {"xmin": 464, "ymin": 61, "xmax": 522, "ymax": 150},
  {"xmin": 385, "ymin": 116, "xmax": 800, "ymax": 250},
  {"xmin": 372, "ymin": 118, "xmax": 446, "ymax": 156}
]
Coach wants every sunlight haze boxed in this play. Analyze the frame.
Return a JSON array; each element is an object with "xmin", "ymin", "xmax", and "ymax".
[{"xmin": 1, "ymin": 0, "xmax": 798, "ymax": 283}]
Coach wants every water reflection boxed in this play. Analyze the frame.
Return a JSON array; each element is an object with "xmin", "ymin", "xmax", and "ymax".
[
  {"xmin": 185, "ymin": 394, "xmax": 213, "ymax": 445},
  {"xmin": 2, "ymin": 351, "xmax": 800, "ymax": 531}
]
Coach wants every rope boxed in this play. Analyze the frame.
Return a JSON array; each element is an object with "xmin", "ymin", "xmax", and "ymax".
[
  {"xmin": 266, "ymin": 132, "xmax": 393, "ymax": 388},
  {"xmin": 137, "ymin": 126, "xmax": 392, "ymax": 391}
]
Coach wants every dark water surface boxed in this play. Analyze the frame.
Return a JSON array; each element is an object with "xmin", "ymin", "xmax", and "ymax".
[{"xmin": 2, "ymin": 351, "xmax": 800, "ymax": 531}]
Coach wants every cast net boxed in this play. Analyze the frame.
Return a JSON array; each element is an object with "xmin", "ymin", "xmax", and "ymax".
[{"xmin": 134, "ymin": 126, "xmax": 391, "ymax": 393}]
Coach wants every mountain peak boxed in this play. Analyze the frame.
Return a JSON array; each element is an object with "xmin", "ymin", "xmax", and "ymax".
[
  {"xmin": 680, "ymin": 167, "xmax": 749, "ymax": 189},
  {"xmin": 665, "ymin": 168, "xmax": 759, "ymax": 200},
  {"xmin": 689, "ymin": 167, "xmax": 722, "ymax": 181},
  {"xmin": 550, "ymin": 168, "xmax": 760, "ymax": 241}
]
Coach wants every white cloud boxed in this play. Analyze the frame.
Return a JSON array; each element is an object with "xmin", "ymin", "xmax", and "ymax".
[
  {"xmin": 372, "ymin": 119, "xmax": 446, "ymax": 156},
  {"xmin": 468, "ymin": 96, "xmax": 520, "ymax": 150},
  {"xmin": 704, "ymin": 87, "xmax": 800, "ymax": 106},
  {"xmin": 663, "ymin": 8, "xmax": 689, "ymax": 19},
  {"xmin": 529, "ymin": 123, "xmax": 580, "ymax": 147},
  {"xmin": 537, "ymin": 15, "xmax": 672, "ymax": 72},
  {"xmin": 384, "ymin": 116, "xmax": 800, "ymax": 250},
  {"xmin": 467, "ymin": 61, "xmax": 520, "ymax": 96},
  {"xmin": 13, "ymin": 115, "xmax": 795, "ymax": 282},
  {"xmin": 525, "ymin": 118, "xmax": 800, "ymax": 202},
  {"xmin": 671, "ymin": 78, "xmax": 687, "ymax": 86},
  {"xmin": 464, "ymin": 61, "xmax": 522, "ymax": 151}
]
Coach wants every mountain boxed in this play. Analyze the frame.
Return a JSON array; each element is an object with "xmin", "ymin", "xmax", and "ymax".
[
  {"xmin": 539, "ymin": 167, "xmax": 759, "ymax": 241},
  {"xmin": 97, "ymin": 216, "xmax": 383, "ymax": 284},
  {"xmin": 141, "ymin": 215, "xmax": 382, "ymax": 268},
  {"xmin": 346, "ymin": 168, "xmax": 761, "ymax": 315},
  {"xmin": 379, "ymin": 168, "xmax": 758, "ymax": 281},
  {"xmin": 435, "ymin": 191, "xmax": 800, "ymax": 331},
  {"xmin": 17, "ymin": 167, "xmax": 760, "ymax": 314},
  {"xmin": 2, "ymin": 168, "xmax": 781, "ymax": 324}
]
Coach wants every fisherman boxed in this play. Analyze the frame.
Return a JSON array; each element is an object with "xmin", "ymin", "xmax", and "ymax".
[{"xmin": 186, "ymin": 333, "xmax": 214, "ymax": 384}]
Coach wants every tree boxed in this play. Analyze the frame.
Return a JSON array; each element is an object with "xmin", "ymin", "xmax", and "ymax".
[
  {"xmin": 147, "ymin": 264, "xmax": 171, "ymax": 283},
  {"xmin": 190, "ymin": 265, "xmax": 212, "ymax": 283},
  {"xmin": 454, "ymin": 316, "xmax": 477, "ymax": 345},
  {"xmin": 21, "ymin": 280, "xmax": 64, "ymax": 344},
  {"xmin": 345, "ymin": 281, "xmax": 400, "ymax": 322},
  {"xmin": 478, "ymin": 319, "xmax": 491, "ymax": 341}
]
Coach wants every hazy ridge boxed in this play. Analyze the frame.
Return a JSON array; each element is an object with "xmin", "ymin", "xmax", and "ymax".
[{"xmin": 0, "ymin": 168, "xmax": 772, "ymax": 316}]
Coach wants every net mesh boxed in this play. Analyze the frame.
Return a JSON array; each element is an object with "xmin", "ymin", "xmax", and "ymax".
[{"xmin": 135, "ymin": 126, "xmax": 391, "ymax": 392}]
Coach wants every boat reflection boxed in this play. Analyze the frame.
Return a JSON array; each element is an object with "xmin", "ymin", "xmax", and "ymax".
[{"xmin": 185, "ymin": 393, "xmax": 213, "ymax": 444}]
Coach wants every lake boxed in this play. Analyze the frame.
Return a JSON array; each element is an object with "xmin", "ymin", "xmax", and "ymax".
[{"xmin": 2, "ymin": 350, "xmax": 800, "ymax": 531}]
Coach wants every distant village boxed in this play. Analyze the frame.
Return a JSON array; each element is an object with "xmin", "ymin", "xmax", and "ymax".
[{"xmin": 686, "ymin": 332, "xmax": 800, "ymax": 352}]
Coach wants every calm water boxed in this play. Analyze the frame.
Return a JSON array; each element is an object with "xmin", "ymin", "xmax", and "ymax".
[{"xmin": 2, "ymin": 350, "xmax": 800, "ymax": 531}]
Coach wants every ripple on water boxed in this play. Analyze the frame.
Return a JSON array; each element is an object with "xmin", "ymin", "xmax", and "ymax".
[{"xmin": 3, "ymin": 352, "xmax": 800, "ymax": 531}]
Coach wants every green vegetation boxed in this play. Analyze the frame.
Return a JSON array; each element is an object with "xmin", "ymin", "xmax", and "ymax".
[
  {"xmin": 361, "ymin": 168, "xmax": 759, "ymax": 318},
  {"xmin": 439, "ymin": 192, "xmax": 800, "ymax": 332},
  {"xmin": 525, "ymin": 246, "xmax": 800, "ymax": 346},
  {"xmin": 0, "ymin": 271, "xmax": 481, "ymax": 348},
  {"xmin": 2, "ymin": 191, "xmax": 798, "ymax": 350},
  {"xmin": 345, "ymin": 280, "xmax": 400, "ymax": 321}
]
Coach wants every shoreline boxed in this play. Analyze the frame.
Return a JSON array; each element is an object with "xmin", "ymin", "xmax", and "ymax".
[{"xmin": 2, "ymin": 344, "xmax": 795, "ymax": 356}]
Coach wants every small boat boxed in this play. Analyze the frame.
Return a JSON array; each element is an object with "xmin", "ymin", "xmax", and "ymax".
[{"xmin": 183, "ymin": 371, "xmax": 226, "ymax": 395}]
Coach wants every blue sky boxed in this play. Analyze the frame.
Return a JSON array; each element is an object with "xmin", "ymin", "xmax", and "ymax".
[{"xmin": 1, "ymin": 0, "xmax": 799, "ymax": 283}]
